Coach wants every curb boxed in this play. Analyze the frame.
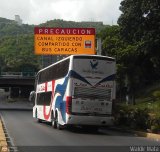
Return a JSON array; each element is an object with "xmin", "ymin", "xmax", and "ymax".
[
  {"xmin": 108, "ymin": 127, "xmax": 160, "ymax": 141},
  {"xmin": 134, "ymin": 131, "xmax": 160, "ymax": 141},
  {"xmin": 0, "ymin": 117, "xmax": 9, "ymax": 152}
]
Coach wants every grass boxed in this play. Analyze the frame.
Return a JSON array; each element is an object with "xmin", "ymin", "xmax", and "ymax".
[
  {"xmin": 125, "ymin": 86, "xmax": 160, "ymax": 117},
  {"xmin": 130, "ymin": 100, "xmax": 160, "ymax": 117},
  {"xmin": 115, "ymin": 84, "xmax": 160, "ymax": 133}
]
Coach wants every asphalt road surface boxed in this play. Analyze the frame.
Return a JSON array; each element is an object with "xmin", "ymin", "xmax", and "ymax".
[{"xmin": 0, "ymin": 111, "xmax": 160, "ymax": 152}]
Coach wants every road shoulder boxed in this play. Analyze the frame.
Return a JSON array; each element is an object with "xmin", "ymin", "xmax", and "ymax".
[
  {"xmin": 108, "ymin": 126, "xmax": 160, "ymax": 141},
  {"xmin": 0, "ymin": 116, "xmax": 9, "ymax": 152}
]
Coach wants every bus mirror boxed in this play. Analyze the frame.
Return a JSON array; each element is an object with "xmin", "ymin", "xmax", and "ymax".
[{"xmin": 29, "ymin": 91, "xmax": 35, "ymax": 103}]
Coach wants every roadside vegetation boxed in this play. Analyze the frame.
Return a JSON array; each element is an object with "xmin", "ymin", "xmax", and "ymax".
[{"xmin": 114, "ymin": 86, "xmax": 160, "ymax": 134}]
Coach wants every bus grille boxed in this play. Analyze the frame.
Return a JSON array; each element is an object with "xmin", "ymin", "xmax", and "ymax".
[{"xmin": 74, "ymin": 87, "xmax": 111, "ymax": 100}]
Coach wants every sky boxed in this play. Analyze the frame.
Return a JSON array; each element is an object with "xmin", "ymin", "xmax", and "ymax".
[{"xmin": 0, "ymin": 0, "xmax": 122, "ymax": 25}]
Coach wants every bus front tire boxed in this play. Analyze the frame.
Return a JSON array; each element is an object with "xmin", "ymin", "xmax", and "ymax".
[
  {"xmin": 57, "ymin": 122, "xmax": 63, "ymax": 130},
  {"xmin": 37, "ymin": 118, "xmax": 42, "ymax": 123},
  {"xmin": 51, "ymin": 112, "xmax": 57, "ymax": 129},
  {"xmin": 52, "ymin": 119, "xmax": 57, "ymax": 129},
  {"xmin": 54, "ymin": 111, "xmax": 63, "ymax": 130},
  {"xmin": 35, "ymin": 109, "xmax": 42, "ymax": 123}
]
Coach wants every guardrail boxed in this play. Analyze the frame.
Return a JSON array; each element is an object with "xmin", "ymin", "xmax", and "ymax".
[{"xmin": 0, "ymin": 72, "xmax": 36, "ymax": 78}]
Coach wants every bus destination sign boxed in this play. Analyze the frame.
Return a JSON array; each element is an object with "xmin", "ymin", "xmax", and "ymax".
[{"xmin": 34, "ymin": 27, "xmax": 95, "ymax": 55}]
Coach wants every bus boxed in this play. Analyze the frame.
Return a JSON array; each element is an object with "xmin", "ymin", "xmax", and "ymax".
[{"xmin": 33, "ymin": 55, "xmax": 116, "ymax": 130}]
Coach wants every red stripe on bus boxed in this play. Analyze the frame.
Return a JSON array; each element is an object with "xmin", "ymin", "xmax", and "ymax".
[
  {"xmin": 43, "ymin": 80, "xmax": 55, "ymax": 120},
  {"xmin": 45, "ymin": 82, "xmax": 48, "ymax": 92}
]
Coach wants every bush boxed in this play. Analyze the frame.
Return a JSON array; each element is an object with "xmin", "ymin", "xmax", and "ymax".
[
  {"xmin": 152, "ymin": 91, "xmax": 160, "ymax": 99},
  {"xmin": 151, "ymin": 125, "xmax": 160, "ymax": 133},
  {"xmin": 114, "ymin": 106, "xmax": 149, "ymax": 130},
  {"xmin": 148, "ymin": 114, "xmax": 160, "ymax": 133},
  {"xmin": 132, "ymin": 108, "xmax": 149, "ymax": 130}
]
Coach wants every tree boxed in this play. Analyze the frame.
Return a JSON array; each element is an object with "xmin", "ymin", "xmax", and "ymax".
[
  {"xmin": 98, "ymin": 25, "xmax": 123, "ymax": 59},
  {"xmin": 118, "ymin": 0, "xmax": 160, "ymax": 84},
  {"xmin": 98, "ymin": 25, "xmax": 132, "ymax": 101},
  {"xmin": 0, "ymin": 35, "xmax": 40, "ymax": 71}
]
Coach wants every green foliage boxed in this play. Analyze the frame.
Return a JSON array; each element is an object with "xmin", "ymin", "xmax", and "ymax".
[
  {"xmin": 115, "ymin": 99, "xmax": 160, "ymax": 133},
  {"xmin": 0, "ymin": 34, "xmax": 40, "ymax": 71},
  {"xmin": 0, "ymin": 17, "xmax": 39, "ymax": 72},
  {"xmin": 118, "ymin": 0, "xmax": 160, "ymax": 83},
  {"xmin": 40, "ymin": 19, "xmax": 105, "ymax": 34},
  {"xmin": 98, "ymin": 25, "xmax": 124, "ymax": 59},
  {"xmin": 148, "ymin": 113, "xmax": 160, "ymax": 133},
  {"xmin": 150, "ymin": 125, "xmax": 160, "ymax": 134},
  {"xmin": 0, "ymin": 18, "xmax": 106, "ymax": 72},
  {"xmin": 115, "ymin": 106, "xmax": 149, "ymax": 130},
  {"xmin": 152, "ymin": 91, "xmax": 160, "ymax": 99},
  {"xmin": 0, "ymin": 17, "xmax": 34, "ymax": 38}
]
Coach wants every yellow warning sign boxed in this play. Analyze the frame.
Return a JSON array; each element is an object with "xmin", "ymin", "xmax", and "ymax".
[{"xmin": 34, "ymin": 27, "xmax": 95, "ymax": 55}]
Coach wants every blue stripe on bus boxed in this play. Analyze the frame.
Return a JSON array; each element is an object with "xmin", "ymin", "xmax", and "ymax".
[
  {"xmin": 54, "ymin": 76, "xmax": 69, "ymax": 123},
  {"xmin": 54, "ymin": 70, "xmax": 91, "ymax": 123},
  {"xmin": 69, "ymin": 70, "xmax": 92, "ymax": 86},
  {"xmin": 96, "ymin": 74, "xmax": 116, "ymax": 85}
]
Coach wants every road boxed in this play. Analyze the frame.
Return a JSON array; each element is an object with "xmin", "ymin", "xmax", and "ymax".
[{"xmin": 0, "ymin": 110, "xmax": 160, "ymax": 152}]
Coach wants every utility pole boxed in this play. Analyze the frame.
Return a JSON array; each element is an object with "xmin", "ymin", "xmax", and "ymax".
[{"xmin": 96, "ymin": 38, "xmax": 102, "ymax": 55}]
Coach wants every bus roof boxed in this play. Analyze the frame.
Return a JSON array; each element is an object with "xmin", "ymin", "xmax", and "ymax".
[{"xmin": 37, "ymin": 54, "xmax": 115, "ymax": 74}]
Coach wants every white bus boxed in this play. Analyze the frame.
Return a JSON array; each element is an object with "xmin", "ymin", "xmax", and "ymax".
[{"xmin": 33, "ymin": 55, "xmax": 116, "ymax": 130}]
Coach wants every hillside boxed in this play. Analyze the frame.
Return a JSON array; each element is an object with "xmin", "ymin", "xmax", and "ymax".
[
  {"xmin": 0, "ymin": 18, "xmax": 106, "ymax": 72},
  {"xmin": 0, "ymin": 17, "xmax": 34, "ymax": 38},
  {"xmin": 39, "ymin": 19, "xmax": 106, "ymax": 33},
  {"xmin": 0, "ymin": 18, "xmax": 106, "ymax": 37}
]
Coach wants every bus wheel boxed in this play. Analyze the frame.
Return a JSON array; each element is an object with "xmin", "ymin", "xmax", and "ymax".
[
  {"xmin": 51, "ymin": 113, "xmax": 57, "ymax": 129},
  {"xmin": 55, "ymin": 111, "xmax": 63, "ymax": 130},
  {"xmin": 37, "ymin": 118, "xmax": 42, "ymax": 123},
  {"xmin": 36, "ymin": 109, "xmax": 42, "ymax": 123}
]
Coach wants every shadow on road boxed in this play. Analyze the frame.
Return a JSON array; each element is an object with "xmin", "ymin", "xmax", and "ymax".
[{"xmin": 41, "ymin": 120, "xmax": 136, "ymax": 137}]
